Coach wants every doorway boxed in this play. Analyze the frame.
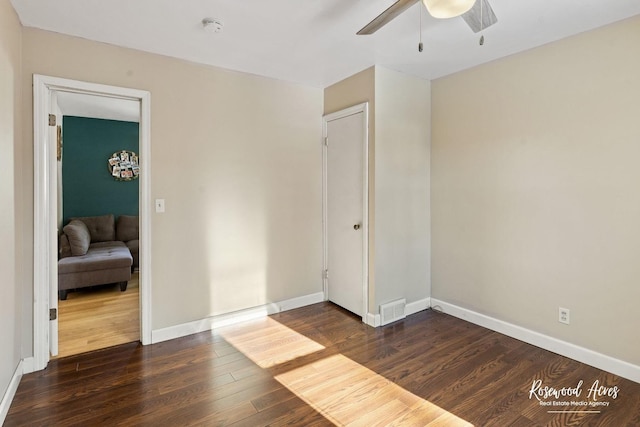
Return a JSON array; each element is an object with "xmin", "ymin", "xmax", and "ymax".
[
  {"xmin": 56, "ymin": 94, "xmax": 141, "ymax": 357},
  {"xmin": 322, "ymin": 103, "xmax": 369, "ymax": 320},
  {"xmin": 32, "ymin": 75, "xmax": 152, "ymax": 371}
]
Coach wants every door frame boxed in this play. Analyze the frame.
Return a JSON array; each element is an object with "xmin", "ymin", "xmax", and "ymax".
[
  {"xmin": 322, "ymin": 102, "xmax": 369, "ymax": 323},
  {"xmin": 33, "ymin": 74, "xmax": 152, "ymax": 371}
]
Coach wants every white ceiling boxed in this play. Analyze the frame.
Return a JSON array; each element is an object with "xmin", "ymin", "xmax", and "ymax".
[{"xmin": 10, "ymin": 0, "xmax": 640, "ymax": 88}]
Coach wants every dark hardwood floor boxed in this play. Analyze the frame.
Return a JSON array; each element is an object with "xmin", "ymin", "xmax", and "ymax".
[{"xmin": 6, "ymin": 302, "xmax": 640, "ymax": 426}]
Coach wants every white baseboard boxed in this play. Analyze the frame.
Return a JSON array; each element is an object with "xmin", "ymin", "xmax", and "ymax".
[
  {"xmin": 152, "ymin": 291, "xmax": 325, "ymax": 344},
  {"xmin": 21, "ymin": 357, "xmax": 34, "ymax": 375},
  {"xmin": 406, "ymin": 297, "xmax": 430, "ymax": 317},
  {"xmin": 365, "ymin": 312, "xmax": 380, "ymax": 327},
  {"xmin": 278, "ymin": 292, "xmax": 325, "ymax": 312},
  {"xmin": 430, "ymin": 298, "xmax": 640, "ymax": 384},
  {"xmin": 0, "ymin": 361, "xmax": 24, "ymax": 425}
]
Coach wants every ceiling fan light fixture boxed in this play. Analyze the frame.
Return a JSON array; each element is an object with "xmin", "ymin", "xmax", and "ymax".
[{"xmin": 422, "ymin": 0, "xmax": 476, "ymax": 19}]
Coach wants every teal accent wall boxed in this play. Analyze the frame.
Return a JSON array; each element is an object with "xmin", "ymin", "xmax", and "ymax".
[{"xmin": 62, "ymin": 116, "xmax": 139, "ymax": 224}]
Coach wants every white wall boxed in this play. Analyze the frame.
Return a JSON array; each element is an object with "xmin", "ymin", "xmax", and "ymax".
[
  {"xmin": 20, "ymin": 28, "xmax": 324, "ymax": 337},
  {"xmin": 0, "ymin": 0, "xmax": 22, "ymax": 407},
  {"xmin": 432, "ymin": 15, "xmax": 640, "ymax": 366},
  {"xmin": 374, "ymin": 67, "xmax": 430, "ymax": 309}
]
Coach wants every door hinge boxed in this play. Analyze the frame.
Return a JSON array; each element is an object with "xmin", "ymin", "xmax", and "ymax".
[
  {"xmin": 49, "ymin": 308, "xmax": 57, "ymax": 321},
  {"xmin": 48, "ymin": 114, "xmax": 56, "ymax": 126},
  {"xmin": 324, "ymin": 137, "xmax": 328, "ymax": 147},
  {"xmin": 323, "ymin": 269, "xmax": 329, "ymax": 279}
]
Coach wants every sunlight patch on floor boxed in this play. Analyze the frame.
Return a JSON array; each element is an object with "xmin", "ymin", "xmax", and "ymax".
[
  {"xmin": 276, "ymin": 353, "xmax": 473, "ymax": 426},
  {"xmin": 218, "ymin": 317, "xmax": 325, "ymax": 368},
  {"xmin": 219, "ymin": 317, "xmax": 473, "ymax": 426}
]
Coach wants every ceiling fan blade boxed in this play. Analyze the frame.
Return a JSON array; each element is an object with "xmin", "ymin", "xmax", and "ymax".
[
  {"xmin": 462, "ymin": 0, "xmax": 497, "ymax": 33},
  {"xmin": 357, "ymin": 0, "xmax": 420, "ymax": 35}
]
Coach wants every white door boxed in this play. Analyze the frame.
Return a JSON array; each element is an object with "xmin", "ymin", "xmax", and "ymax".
[{"xmin": 324, "ymin": 103, "xmax": 368, "ymax": 318}]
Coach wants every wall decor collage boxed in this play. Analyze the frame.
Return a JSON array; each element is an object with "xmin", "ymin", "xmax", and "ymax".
[{"xmin": 108, "ymin": 150, "xmax": 140, "ymax": 181}]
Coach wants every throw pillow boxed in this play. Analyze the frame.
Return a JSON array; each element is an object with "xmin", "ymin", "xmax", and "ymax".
[
  {"xmin": 63, "ymin": 220, "xmax": 91, "ymax": 256},
  {"xmin": 71, "ymin": 214, "xmax": 115, "ymax": 243}
]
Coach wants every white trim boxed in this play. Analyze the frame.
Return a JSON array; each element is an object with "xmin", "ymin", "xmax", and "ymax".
[
  {"xmin": 322, "ymin": 103, "xmax": 370, "ymax": 323},
  {"xmin": 430, "ymin": 298, "xmax": 640, "ymax": 384},
  {"xmin": 406, "ymin": 298, "xmax": 431, "ymax": 317},
  {"xmin": 21, "ymin": 357, "xmax": 35, "ymax": 375},
  {"xmin": 322, "ymin": 127, "xmax": 328, "ymax": 301},
  {"xmin": 0, "ymin": 361, "xmax": 24, "ymax": 424},
  {"xmin": 138, "ymin": 90, "xmax": 152, "ymax": 345},
  {"xmin": 278, "ymin": 291, "xmax": 325, "ymax": 312},
  {"xmin": 32, "ymin": 76, "xmax": 51, "ymax": 371},
  {"xmin": 152, "ymin": 291, "xmax": 325, "ymax": 344},
  {"xmin": 361, "ymin": 104, "xmax": 370, "ymax": 324},
  {"xmin": 32, "ymin": 75, "xmax": 152, "ymax": 371},
  {"xmin": 366, "ymin": 312, "xmax": 381, "ymax": 327}
]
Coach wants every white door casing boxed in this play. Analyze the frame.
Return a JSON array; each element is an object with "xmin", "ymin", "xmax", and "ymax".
[
  {"xmin": 323, "ymin": 103, "xmax": 369, "ymax": 320},
  {"xmin": 48, "ymin": 91, "xmax": 60, "ymax": 357},
  {"xmin": 32, "ymin": 75, "xmax": 152, "ymax": 371}
]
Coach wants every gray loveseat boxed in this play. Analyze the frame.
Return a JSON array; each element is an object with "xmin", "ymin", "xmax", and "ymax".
[{"xmin": 58, "ymin": 214, "xmax": 139, "ymax": 300}]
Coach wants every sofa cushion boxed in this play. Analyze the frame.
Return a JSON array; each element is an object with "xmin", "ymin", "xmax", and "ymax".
[
  {"xmin": 63, "ymin": 220, "xmax": 91, "ymax": 256},
  {"xmin": 125, "ymin": 239, "xmax": 139, "ymax": 253},
  {"xmin": 126, "ymin": 239, "xmax": 139, "ymax": 268},
  {"xmin": 58, "ymin": 241, "xmax": 132, "ymax": 274},
  {"xmin": 72, "ymin": 214, "xmax": 115, "ymax": 243},
  {"xmin": 117, "ymin": 215, "xmax": 139, "ymax": 242}
]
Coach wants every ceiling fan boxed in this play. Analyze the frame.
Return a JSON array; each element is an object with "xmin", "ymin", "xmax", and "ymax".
[{"xmin": 357, "ymin": 0, "xmax": 497, "ymax": 35}]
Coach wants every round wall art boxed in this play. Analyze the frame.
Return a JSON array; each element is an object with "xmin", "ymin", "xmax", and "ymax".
[{"xmin": 108, "ymin": 150, "xmax": 140, "ymax": 181}]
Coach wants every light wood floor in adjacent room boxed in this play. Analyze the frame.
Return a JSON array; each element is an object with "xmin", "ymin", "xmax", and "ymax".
[
  {"xmin": 56, "ymin": 273, "xmax": 140, "ymax": 358},
  {"xmin": 8, "ymin": 302, "xmax": 640, "ymax": 426}
]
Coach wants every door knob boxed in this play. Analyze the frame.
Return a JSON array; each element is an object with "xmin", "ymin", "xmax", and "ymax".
[{"xmin": 353, "ymin": 224, "xmax": 361, "ymax": 230}]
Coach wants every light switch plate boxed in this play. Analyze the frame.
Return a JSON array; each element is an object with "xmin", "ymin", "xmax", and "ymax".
[{"xmin": 155, "ymin": 199, "xmax": 165, "ymax": 213}]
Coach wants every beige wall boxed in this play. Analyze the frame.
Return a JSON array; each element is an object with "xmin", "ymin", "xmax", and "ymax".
[
  {"xmin": 0, "ymin": 0, "xmax": 22, "ymax": 400},
  {"xmin": 325, "ymin": 67, "xmax": 431, "ymax": 314},
  {"xmin": 432, "ymin": 16, "xmax": 640, "ymax": 365},
  {"xmin": 20, "ymin": 28, "xmax": 324, "ymax": 332},
  {"xmin": 375, "ymin": 67, "xmax": 430, "ymax": 309}
]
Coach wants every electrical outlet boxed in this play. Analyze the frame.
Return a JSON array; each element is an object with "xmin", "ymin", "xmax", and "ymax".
[{"xmin": 559, "ymin": 307, "xmax": 570, "ymax": 325}]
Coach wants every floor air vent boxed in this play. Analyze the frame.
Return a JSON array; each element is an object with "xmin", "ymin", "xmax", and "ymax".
[{"xmin": 380, "ymin": 299, "xmax": 406, "ymax": 326}]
